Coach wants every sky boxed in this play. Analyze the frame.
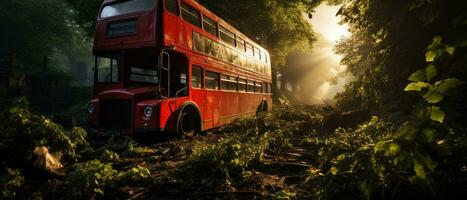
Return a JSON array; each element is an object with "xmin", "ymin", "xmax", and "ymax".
[
  {"xmin": 296, "ymin": 4, "xmax": 351, "ymax": 105},
  {"xmin": 310, "ymin": 5, "xmax": 350, "ymax": 44}
]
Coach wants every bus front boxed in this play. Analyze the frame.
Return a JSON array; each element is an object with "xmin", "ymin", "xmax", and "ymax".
[{"xmin": 89, "ymin": 0, "xmax": 183, "ymax": 135}]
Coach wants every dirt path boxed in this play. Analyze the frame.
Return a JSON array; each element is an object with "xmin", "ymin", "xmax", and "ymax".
[{"xmin": 100, "ymin": 131, "xmax": 316, "ymax": 199}]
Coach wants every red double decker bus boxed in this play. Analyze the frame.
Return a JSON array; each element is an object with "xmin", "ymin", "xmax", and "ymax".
[{"xmin": 89, "ymin": 0, "xmax": 272, "ymax": 135}]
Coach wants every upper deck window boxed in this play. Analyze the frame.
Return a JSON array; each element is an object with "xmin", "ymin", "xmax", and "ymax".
[
  {"xmin": 254, "ymin": 47, "xmax": 261, "ymax": 60},
  {"xmin": 203, "ymin": 16, "xmax": 218, "ymax": 36},
  {"xmin": 236, "ymin": 37, "xmax": 245, "ymax": 51},
  {"xmin": 245, "ymin": 42, "xmax": 254, "ymax": 57},
  {"xmin": 261, "ymin": 50, "xmax": 268, "ymax": 63},
  {"xmin": 219, "ymin": 25, "xmax": 235, "ymax": 47},
  {"xmin": 181, "ymin": 2, "xmax": 201, "ymax": 27},
  {"xmin": 165, "ymin": 0, "xmax": 179, "ymax": 16},
  {"xmin": 100, "ymin": 0, "xmax": 157, "ymax": 19}
]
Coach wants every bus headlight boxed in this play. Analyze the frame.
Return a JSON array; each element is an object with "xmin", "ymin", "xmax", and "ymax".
[
  {"xmin": 88, "ymin": 104, "xmax": 95, "ymax": 114},
  {"xmin": 143, "ymin": 106, "xmax": 153, "ymax": 117}
]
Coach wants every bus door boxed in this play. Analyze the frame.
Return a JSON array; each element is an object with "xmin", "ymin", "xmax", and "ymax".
[
  {"xmin": 160, "ymin": 50, "xmax": 189, "ymax": 110},
  {"xmin": 204, "ymin": 70, "xmax": 221, "ymax": 128},
  {"xmin": 189, "ymin": 63, "xmax": 206, "ymax": 129}
]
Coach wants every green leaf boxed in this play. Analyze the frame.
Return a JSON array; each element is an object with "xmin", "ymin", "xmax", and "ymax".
[
  {"xmin": 374, "ymin": 141, "xmax": 387, "ymax": 152},
  {"xmin": 389, "ymin": 143, "xmax": 400, "ymax": 155},
  {"xmin": 404, "ymin": 82, "xmax": 430, "ymax": 92},
  {"xmin": 423, "ymin": 89, "xmax": 444, "ymax": 103},
  {"xmin": 425, "ymin": 64, "xmax": 437, "ymax": 81},
  {"xmin": 393, "ymin": 123, "xmax": 418, "ymax": 140},
  {"xmin": 445, "ymin": 46, "xmax": 455, "ymax": 56},
  {"xmin": 330, "ymin": 167, "xmax": 338, "ymax": 175},
  {"xmin": 414, "ymin": 161, "xmax": 427, "ymax": 180},
  {"xmin": 435, "ymin": 78, "xmax": 466, "ymax": 96},
  {"xmin": 425, "ymin": 50, "xmax": 436, "ymax": 62},
  {"xmin": 337, "ymin": 154, "xmax": 346, "ymax": 161},
  {"xmin": 431, "ymin": 36, "xmax": 443, "ymax": 48},
  {"xmin": 429, "ymin": 106, "xmax": 445, "ymax": 123},
  {"xmin": 422, "ymin": 129, "xmax": 436, "ymax": 141},
  {"xmin": 408, "ymin": 69, "xmax": 426, "ymax": 82},
  {"xmin": 413, "ymin": 103, "xmax": 428, "ymax": 121}
]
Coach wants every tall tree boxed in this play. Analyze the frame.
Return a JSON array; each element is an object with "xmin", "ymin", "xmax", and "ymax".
[
  {"xmin": 0, "ymin": 0, "xmax": 76, "ymax": 72},
  {"xmin": 334, "ymin": 0, "xmax": 467, "ymax": 114}
]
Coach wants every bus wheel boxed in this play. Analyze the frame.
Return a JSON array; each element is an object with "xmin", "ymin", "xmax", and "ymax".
[{"xmin": 177, "ymin": 107, "xmax": 200, "ymax": 138}]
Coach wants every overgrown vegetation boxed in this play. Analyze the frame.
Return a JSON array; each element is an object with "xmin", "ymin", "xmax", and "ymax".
[{"xmin": 1, "ymin": 0, "xmax": 467, "ymax": 199}]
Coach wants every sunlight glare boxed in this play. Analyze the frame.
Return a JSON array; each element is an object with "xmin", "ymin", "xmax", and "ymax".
[
  {"xmin": 294, "ymin": 4, "xmax": 351, "ymax": 105},
  {"xmin": 310, "ymin": 5, "xmax": 350, "ymax": 43}
]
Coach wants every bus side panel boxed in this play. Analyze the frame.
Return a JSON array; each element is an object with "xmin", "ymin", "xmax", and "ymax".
[
  {"xmin": 219, "ymin": 91, "xmax": 240, "ymax": 124},
  {"xmin": 162, "ymin": 10, "xmax": 181, "ymax": 46},
  {"xmin": 204, "ymin": 90, "xmax": 220, "ymax": 129},
  {"xmin": 190, "ymin": 89, "xmax": 207, "ymax": 130},
  {"xmin": 158, "ymin": 97, "xmax": 190, "ymax": 132}
]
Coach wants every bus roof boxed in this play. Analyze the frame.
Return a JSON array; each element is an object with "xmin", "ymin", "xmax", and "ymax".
[{"xmin": 100, "ymin": 0, "xmax": 270, "ymax": 57}]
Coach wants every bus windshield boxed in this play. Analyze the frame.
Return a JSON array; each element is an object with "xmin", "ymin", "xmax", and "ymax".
[
  {"xmin": 100, "ymin": 0, "xmax": 157, "ymax": 19},
  {"xmin": 96, "ymin": 55, "xmax": 119, "ymax": 83},
  {"xmin": 127, "ymin": 51, "xmax": 159, "ymax": 85}
]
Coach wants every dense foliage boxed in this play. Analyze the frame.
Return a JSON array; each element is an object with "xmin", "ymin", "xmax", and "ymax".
[{"xmin": 1, "ymin": 0, "xmax": 467, "ymax": 199}]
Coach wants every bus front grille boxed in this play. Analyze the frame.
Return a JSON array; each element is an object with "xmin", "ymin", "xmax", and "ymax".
[{"xmin": 99, "ymin": 99, "xmax": 132, "ymax": 130}]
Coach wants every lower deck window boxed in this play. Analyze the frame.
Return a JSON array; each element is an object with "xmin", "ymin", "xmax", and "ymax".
[
  {"xmin": 255, "ymin": 82, "xmax": 262, "ymax": 93},
  {"xmin": 221, "ymin": 75, "xmax": 237, "ymax": 91},
  {"xmin": 247, "ymin": 80, "xmax": 255, "ymax": 92},
  {"xmin": 205, "ymin": 71, "xmax": 219, "ymax": 90},
  {"xmin": 192, "ymin": 66, "xmax": 202, "ymax": 88},
  {"xmin": 238, "ymin": 78, "xmax": 247, "ymax": 92},
  {"xmin": 262, "ymin": 82, "xmax": 267, "ymax": 93}
]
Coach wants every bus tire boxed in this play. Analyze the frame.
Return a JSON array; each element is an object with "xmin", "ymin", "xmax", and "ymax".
[
  {"xmin": 256, "ymin": 100, "xmax": 268, "ymax": 114},
  {"xmin": 176, "ymin": 105, "xmax": 201, "ymax": 138}
]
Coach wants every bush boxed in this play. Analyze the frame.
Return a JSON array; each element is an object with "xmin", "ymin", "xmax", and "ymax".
[
  {"xmin": 65, "ymin": 160, "xmax": 117, "ymax": 199},
  {"xmin": 1, "ymin": 168, "xmax": 25, "ymax": 199},
  {"xmin": 0, "ymin": 99, "xmax": 89, "ymax": 171},
  {"xmin": 117, "ymin": 165, "xmax": 151, "ymax": 185},
  {"xmin": 303, "ymin": 117, "xmax": 393, "ymax": 199},
  {"xmin": 178, "ymin": 134, "xmax": 269, "ymax": 188}
]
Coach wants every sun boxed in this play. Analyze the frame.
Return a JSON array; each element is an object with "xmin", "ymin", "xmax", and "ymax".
[{"xmin": 310, "ymin": 5, "xmax": 350, "ymax": 43}]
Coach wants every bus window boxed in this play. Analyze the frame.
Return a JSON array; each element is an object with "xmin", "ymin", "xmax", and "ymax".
[
  {"xmin": 261, "ymin": 50, "xmax": 267, "ymax": 63},
  {"xmin": 181, "ymin": 2, "xmax": 201, "ymax": 27},
  {"xmin": 268, "ymin": 83, "xmax": 272, "ymax": 93},
  {"xmin": 219, "ymin": 25, "xmax": 235, "ymax": 47},
  {"xmin": 246, "ymin": 43, "xmax": 254, "ymax": 57},
  {"xmin": 247, "ymin": 80, "xmax": 255, "ymax": 92},
  {"xmin": 221, "ymin": 75, "xmax": 237, "ymax": 91},
  {"xmin": 205, "ymin": 71, "xmax": 219, "ymax": 90},
  {"xmin": 262, "ymin": 82, "xmax": 267, "ymax": 93},
  {"xmin": 203, "ymin": 16, "xmax": 218, "ymax": 36},
  {"xmin": 192, "ymin": 66, "xmax": 202, "ymax": 88},
  {"xmin": 254, "ymin": 47, "xmax": 261, "ymax": 60},
  {"xmin": 165, "ymin": 0, "xmax": 179, "ymax": 16},
  {"xmin": 255, "ymin": 82, "xmax": 262, "ymax": 93},
  {"xmin": 100, "ymin": 0, "xmax": 157, "ymax": 18},
  {"xmin": 236, "ymin": 37, "xmax": 245, "ymax": 51},
  {"xmin": 96, "ymin": 56, "xmax": 119, "ymax": 83},
  {"xmin": 238, "ymin": 78, "xmax": 246, "ymax": 92}
]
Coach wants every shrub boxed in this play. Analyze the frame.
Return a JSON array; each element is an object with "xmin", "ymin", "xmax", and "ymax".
[
  {"xmin": 303, "ymin": 117, "xmax": 393, "ymax": 199},
  {"xmin": 0, "ymin": 99, "xmax": 89, "ymax": 170},
  {"xmin": 117, "ymin": 165, "xmax": 151, "ymax": 185},
  {"xmin": 65, "ymin": 160, "xmax": 117, "ymax": 199},
  {"xmin": 1, "ymin": 168, "xmax": 25, "ymax": 199},
  {"xmin": 178, "ymin": 134, "xmax": 269, "ymax": 187}
]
